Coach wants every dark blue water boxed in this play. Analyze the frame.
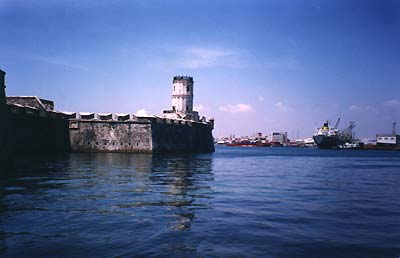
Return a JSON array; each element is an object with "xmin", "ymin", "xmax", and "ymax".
[{"xmin": 1, "ymin": 147, "xmax": 400, "ymax": 257}]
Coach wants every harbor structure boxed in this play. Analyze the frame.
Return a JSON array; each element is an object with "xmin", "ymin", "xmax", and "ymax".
[
  {"xmin": 0, "ymin": 70, "xmax": 215, "ymax": 157},
  {"xmin": 376, "ymin": 122, "xmax": 399, "ymax": 146},
  {"xmin": 269, "ymin": 132, "xmax": 288, "ymax": 145}
]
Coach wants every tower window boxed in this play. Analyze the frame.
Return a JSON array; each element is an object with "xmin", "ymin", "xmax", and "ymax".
[
  {"xmin": 187, "ymin": 86, "xmax": 189, "ymax": 92},
  {"xmin": 186, "ymin": 105, "xmax": 189, "ymax": 111}
]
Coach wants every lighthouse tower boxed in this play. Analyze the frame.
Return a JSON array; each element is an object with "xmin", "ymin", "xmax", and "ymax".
[
  {"xmin": 163, "ymin": 75, "xmax": 199, "ymax": 121},
  {"xmin": 172, "ymin": 76, "xmax": 193, "ymax": 116}
]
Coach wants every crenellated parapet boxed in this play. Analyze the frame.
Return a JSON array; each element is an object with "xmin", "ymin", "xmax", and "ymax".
[
  {"xmin": 7, "ymin": 102, "xmax": 67, "ymax": 120},
  {"xmin": 64, "ymin": 111, "xmax": 213, "ymax": 127}
]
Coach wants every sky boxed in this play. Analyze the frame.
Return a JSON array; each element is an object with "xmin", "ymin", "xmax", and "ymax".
[{"xmin": 0, "ymin": 0, "xmax": 399, "ymax": 139}]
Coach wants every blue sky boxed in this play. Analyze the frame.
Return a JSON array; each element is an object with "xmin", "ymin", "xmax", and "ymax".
[{"xmin": 1, "ymin": 0, "xmax": 399, "ymax": 139}]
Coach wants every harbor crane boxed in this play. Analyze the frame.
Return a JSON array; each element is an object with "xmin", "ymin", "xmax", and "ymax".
[
  {"xmin": 334, "ymin": 118, "xmax": 341, "ymax": 129},
  {"xmin": 339, "ymin": 121, "xmax": 356, "ymax": 141}
]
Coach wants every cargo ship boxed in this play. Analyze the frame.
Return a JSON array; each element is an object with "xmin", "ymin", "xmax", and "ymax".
[{"xmin": 313, "ymin": 119, "xmax": 355, "ymax": 149}]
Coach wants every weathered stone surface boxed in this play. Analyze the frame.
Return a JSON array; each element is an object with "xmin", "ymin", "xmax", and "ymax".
[
  {"xmin": 6, "ymin": 96, "xmax": 54, "ymax": 111},
  {"xmin": 69, "ymin": 120, "xmax": 153, "ymax": 152},
  {"xmin": 151, "ymin": 121, "xmax": 214, "ymax": 153},
  {"xmin": 69, "ymin": 119, "xmax": 215, "ymax": 153}
]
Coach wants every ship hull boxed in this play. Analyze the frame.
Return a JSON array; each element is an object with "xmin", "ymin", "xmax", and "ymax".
[{"xmin": 313, "ymin": 135, "xmax": 343, "ymax": 149}]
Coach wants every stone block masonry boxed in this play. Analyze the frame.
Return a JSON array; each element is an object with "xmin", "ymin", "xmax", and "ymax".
[
  {"xmin": 69, "ymin": 117, "xmax": 214, "ymax": 153},
  {"xmin": 151, "ymin": 119, "xmax": 214, "ymax": 153},
  {"xmin": 69, "ymin": 120, "xmax": 153, "ymax": 152}
]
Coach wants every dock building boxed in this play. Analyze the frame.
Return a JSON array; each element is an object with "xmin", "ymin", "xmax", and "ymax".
[
  {"xmin": 269, "ymin": 132, "xmax": 288, "ymax": 145},
  {"xmin": 376, "ymin": 122, "xmax": 399, "ymax": 146}
]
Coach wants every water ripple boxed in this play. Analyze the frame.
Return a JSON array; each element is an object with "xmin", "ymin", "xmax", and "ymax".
[{"xmin": 0, "ymin": 148, "xmax": 399, "ymax": 257}]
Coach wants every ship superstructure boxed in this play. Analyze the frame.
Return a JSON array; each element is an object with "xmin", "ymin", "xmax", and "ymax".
[{"xmin": 313, "ymin": 118, "xmax": 355, "ymax": 149}]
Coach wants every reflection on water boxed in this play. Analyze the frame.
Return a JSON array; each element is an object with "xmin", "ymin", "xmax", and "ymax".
[
  {"xmin": 0, "ymin": 153, "xmax": 214, "ymax": 256},
  {"xmin": 1, "ymin": 148, "xmax": 400, "ymax": 257}
]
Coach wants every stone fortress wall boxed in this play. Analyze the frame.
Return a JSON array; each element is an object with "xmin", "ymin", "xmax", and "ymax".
[
  {"xmin": 0, "ymin": 71, "xmax": 70, "ymax": 158},
  {"xmin": 68, "ymin": 115, "xmax": 214, "ymax": 153},
  {"xmin": 0, "ymin": 70, "xmax": 215, "ymax": 158}
]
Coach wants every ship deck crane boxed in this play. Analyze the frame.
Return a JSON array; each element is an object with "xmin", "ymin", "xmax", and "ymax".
[{"xmin": 334, "ymin": 118, "xmax": 341, "ymax": 129}]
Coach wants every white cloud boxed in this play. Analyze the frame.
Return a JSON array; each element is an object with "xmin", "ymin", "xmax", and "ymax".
[
  {"xmin": 258, "ymin": 96, "xmax": 264, "ymax": 101},
  {"xmin": 194, "ymin": 104, "xmax": 210, "ymax": 112},
  {"xmin": 182, "ymin": 47, "xmax": 239, "ymax": 69},
  {"xmin": 166, "ymin": 46, "xmax": 244, "ymax": 69},
  {"xmin": 349, "ymin": 105, "xmax": 362, "ymax": 111},
  {"xmin": 135, "ymin": 109, "xmax": 152, "ymax": 117},
  {"xmin": 349, "ymin": 105, "xmax": 376, "ymax": 112},
  {"xmin": 274, "ymin": 102, "xmax": 293, "ymax": 112},
  {"xmin": 16, "ymin": 52, "xmax": 89, "ymax": 71},
  {"xmin": 219, "ymin": 104, "xmax": 253, "ymax": 113},
  {"xmin": 383, "ymin": 99, "xmax": 400, "ymax": 107}
]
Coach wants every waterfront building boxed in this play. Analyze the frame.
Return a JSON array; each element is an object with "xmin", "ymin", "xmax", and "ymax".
[
  {"xmin": 269, "ymin": 132, "xmax": 288, "ymax": 144},
  {"xmin": 376, "ymin": 134, "xmax": 398, "ymax": 145},
  {"xmin": 376, "ymin": 122, "xmax": 400, "ymax": 146}
]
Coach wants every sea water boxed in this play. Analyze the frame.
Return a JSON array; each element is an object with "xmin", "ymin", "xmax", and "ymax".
[{"xmin": 1, "ymin": 146, "xmax": 399, "ymax": 257}]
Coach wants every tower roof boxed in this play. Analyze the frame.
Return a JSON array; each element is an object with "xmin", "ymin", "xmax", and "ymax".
[{"xmin": 173, "ymin": 75, "xmax": 193, "ymax": 82}]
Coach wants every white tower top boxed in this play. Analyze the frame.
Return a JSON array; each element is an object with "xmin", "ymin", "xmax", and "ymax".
[
  {"xmin": 172, "ymin": 76, "xmax": 194, "ymax": 115},
  {"xmin": 163, "ymin": 75, "xmax": 199, "ymax": 121}
]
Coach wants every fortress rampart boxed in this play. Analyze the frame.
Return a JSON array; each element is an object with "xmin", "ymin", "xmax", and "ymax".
[
  {"xmin": 0, "ymin": 86, "xmax": 70, "ymax": 159},
  {"xmin": 69, "ymin": 116, "xmax": 214, "ymax": 153},
  {"xmin": 0, "ymin": 70, "xmax": 214, "ymax": 159},
  {"xmin": 4, "ymin": 104, "xmax": 70, "ymax": 155}
]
